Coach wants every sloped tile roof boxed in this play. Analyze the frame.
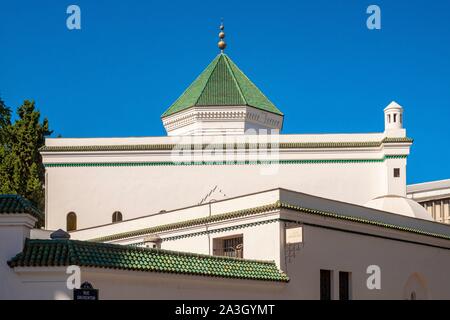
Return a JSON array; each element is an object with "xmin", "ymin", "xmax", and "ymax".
[
  {"xmin": 8, "ymin": 239, "xmax": 289, "ymax": 282},
  {"xmin": 0, "ymin": 194, "xmax": 43, "ymax": 222},
  {"xmin": 162, "ymin": 53, "xmax": 282, "ymax": 117}
]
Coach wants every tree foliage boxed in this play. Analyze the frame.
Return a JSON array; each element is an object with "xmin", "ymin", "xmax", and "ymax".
[
  {"xmin": 0, "ymin": 97, "xmax": 11, "ymax": 143},
  {"xmin": 0, "ymin": 99, "xmax": 51, "ymax": 210}
]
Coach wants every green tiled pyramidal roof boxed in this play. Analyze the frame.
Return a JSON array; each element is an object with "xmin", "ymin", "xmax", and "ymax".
[
  {"xmin": 162, "ymin": 53, "xmax": 283, "ymax": 117},
  {"xmin": 0, "ymin": 194, "xmax": 43, "ymax": 222},
  {"xmin": 8, "ymin": 239, "xmax": 289, "ymax": 282}
]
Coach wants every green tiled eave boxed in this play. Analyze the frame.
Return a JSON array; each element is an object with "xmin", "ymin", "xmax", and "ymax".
[
  {"xmin": 7, "ymin": 239, "xmax": 289, "ymax": 283},
  {"xmin": 0, "ymin": 194, "xmax": 44, "ymax": 224},
  {"xmin": 88, "ymin": 199, "xmax": 450, "ymax": 244},
  {"xmin": 39, "ymin": 137, "xmax": 414, "ymax": 153},
  {"xmin": 161, "ymin": 53, "xmax": 283, "ymax": 117},
  {"xmin": 90, "ymin": 203, "xmax": 279, "ymax": 242}
]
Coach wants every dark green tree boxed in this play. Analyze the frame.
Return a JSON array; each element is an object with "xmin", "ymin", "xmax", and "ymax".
[
  {"xmin": 0, "ymin": 97, "xmax": 13, "ymax": 193},
  {"xmin": 0, "ymin": 97, "xmax": 11, "ymax": 143},
  {"xmin": 0, "ymin": 99, "xmax": 51, "ymax": 210}
]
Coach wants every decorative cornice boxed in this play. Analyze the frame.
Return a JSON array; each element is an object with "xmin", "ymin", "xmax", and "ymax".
[
  {"xmin": 90, "ymin": 203, "xmax": 279, "ymax": 242},
  {"xmin": 43, "ymin": 155, "xmax": 407, "ymax": 168},
  {"xmin": 278, "ymin": 202, "xmax": 450, "ymax": 240},
  {"xmin": 88, "ymin": 196, "xmax": 450, "ymax": 244},
  {"xmin": 40, "ymin": 137, "xmax": 413, "ymax": 153},
  {"xmin": 382, "ymin": 137, "xmax": 413, "ymax": 143},
  {"xmin": 162, "ymin": 109, "xmax": 249, "ymax": 131},
  {"xmin": 138, "ymin": 219, "xmax": 280, "ymax": 243}
]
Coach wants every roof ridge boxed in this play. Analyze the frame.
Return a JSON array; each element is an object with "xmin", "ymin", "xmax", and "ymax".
[
  {"xmin": 225, "ymin": 55, "xmax": 282, "ymax": 115},
  {"xmin": 222, "ymin": 54, "xmax": 247, "ymax": 105}
]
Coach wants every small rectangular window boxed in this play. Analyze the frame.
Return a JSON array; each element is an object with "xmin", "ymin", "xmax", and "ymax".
[
  {"xmin": 394, "ymin": 168, "xmax": 400, "ymax": 178},
  {"xmin": 320, "ymin": 269, "xmax": 332, "ymax": 300},
  {"xmin": 339, "ymin": 272, "xmax": 351, "ymax": 300},
  {"xmin": 213, "ymin": 235, "xmax": 243, "ymax": 258}
]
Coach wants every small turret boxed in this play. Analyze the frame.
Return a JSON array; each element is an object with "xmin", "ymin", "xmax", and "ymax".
[
  {"xmin": 384, "ymin": 101, "xmax": 405, "ymax": 137},
  {"xmin": 384, "ymin": 101, "xmax": 403, "ymax": 130}
]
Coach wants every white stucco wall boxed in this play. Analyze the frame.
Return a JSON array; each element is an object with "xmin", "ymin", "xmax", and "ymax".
[
  {"xmin": 160, "ymin": 218, "xmax": 282, "ymax": 265},
  {"xmin": 45, "ymin": 162, "xmax": 389, "ymax": 230},
  {"xmin": 283, "ymin": 223, "xmax": 450, "ymax": 299},
  {"xmin": 42, "ymin": 132, "xmax": 410, "ymax": 231}
]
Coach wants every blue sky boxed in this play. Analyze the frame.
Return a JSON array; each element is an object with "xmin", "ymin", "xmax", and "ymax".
[{"xmin": 0, "ymin": 0, "xmax": 449, "ymax": 184}]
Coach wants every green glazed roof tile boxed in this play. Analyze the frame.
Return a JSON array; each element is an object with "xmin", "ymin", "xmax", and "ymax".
[
  {"xmin": 0, "ymin": 194, "xmax": 44, "ymax": 223},
  {"xmin": 8, "ymin": 239, "xmax": 289, "ymax": 283},
  {"xmin": 162, "ymin": 53, "xmax": 282, "ymax": 117}
]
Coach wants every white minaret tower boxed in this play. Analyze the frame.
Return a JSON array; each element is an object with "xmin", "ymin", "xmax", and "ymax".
[
  {"xmin": 382, "ymin": 101, "xmax": 407, "ymax": 196},
  {"xmin": 384, "ymin": 101, "xmax": 405, "ymax": 137},
  {"xmin": 365, "ymin": 101, "xmax": 431, "ymax": 220}
]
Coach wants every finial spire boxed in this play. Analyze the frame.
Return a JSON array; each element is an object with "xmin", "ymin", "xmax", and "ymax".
[{"xmin": 218, "ymin": 20, "xmax": 226, "ymax": 52}]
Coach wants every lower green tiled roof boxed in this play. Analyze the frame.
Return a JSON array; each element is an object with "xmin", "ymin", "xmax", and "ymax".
[
  {"xmin": 0, "ymin": 194, "xmax": 43, "ymax": 223},
  {"xmin": 7, "ymin": 239, "xmax": 289, "ymax": 283}
]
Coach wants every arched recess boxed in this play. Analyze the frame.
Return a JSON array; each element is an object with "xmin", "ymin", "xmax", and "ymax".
[
  {"xmin": 66, "ymin": 212, "xmax": 77, "ymax": 231},
  {"xmin": 112, "ymin": 211, "xmax": 123, "ymax": 223}
]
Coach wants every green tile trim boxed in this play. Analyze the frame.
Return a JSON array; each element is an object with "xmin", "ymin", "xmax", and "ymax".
[
  {"xmin": 89, "ymin": 196, "xmax": 450, "ymax": 244},
  {"xmin": 43, "ymin": 155, "xmax": 407, "ymax": 168},
  {"xmin": 156, "ymin": 218, "xmax": 279, "ymax": 243},
  {"xmin": 278, "ymin": 202, "xmax": 450, "ymax": 241},
  {"xmin": 7, "ymin": 239, "xmax": 289, "ymax": 282},
  {"xmin": 90, "ymin": 203, "xmax": 280, "ymax": 243},
  {"xmin": 39, "ymin": 137, "xmax": 413, "ymax": 153}
]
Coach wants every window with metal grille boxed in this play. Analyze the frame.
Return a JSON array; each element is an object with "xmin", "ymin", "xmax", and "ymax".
[{"xmin": 213, "ymin": 235, "xmax": 243, "ymax": 258}]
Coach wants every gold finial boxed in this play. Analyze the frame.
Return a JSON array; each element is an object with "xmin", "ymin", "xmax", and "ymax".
[{"xmin": 218, "ymin": 20, "xmax": 226, "ymax": 52}]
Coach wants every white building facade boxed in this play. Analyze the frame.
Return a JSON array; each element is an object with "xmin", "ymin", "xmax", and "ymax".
[{"xmin": 1, "ymin": 29, "xmax": 450, "ymax": 300}]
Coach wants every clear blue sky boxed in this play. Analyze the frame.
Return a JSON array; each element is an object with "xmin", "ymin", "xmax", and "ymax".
[{"xmin": 1, "ymin": 0, "xmax": 449, "ymax": 184}]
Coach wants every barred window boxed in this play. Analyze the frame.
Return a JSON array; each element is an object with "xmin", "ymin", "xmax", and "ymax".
[{"xmin": 213, "ymin": 235, "xmax": 243, "ymax": 258}]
